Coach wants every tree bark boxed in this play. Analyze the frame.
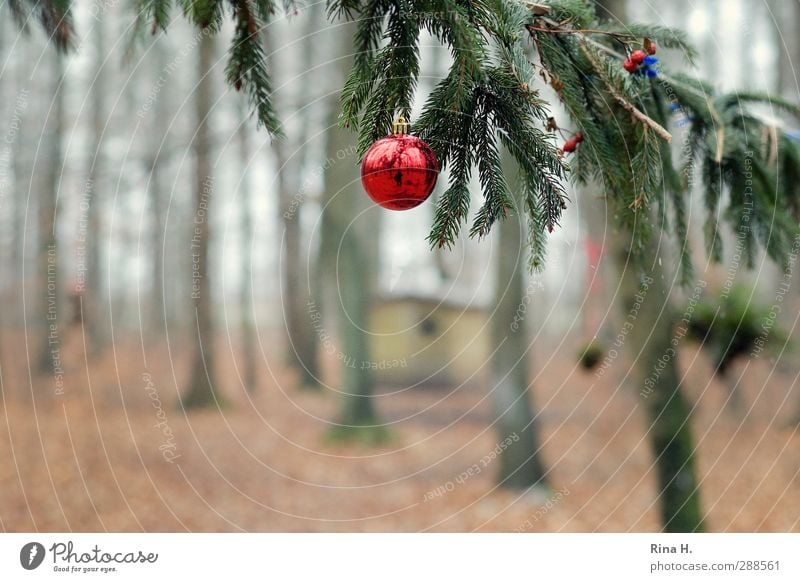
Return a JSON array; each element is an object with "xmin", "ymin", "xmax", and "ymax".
[
  {"xmin": 237, "ymin": 106, "xmax": 258, "ymax": 393},
  {"xmin": 83, "ymin": 13, "xmax": 109, "ymax": 355},
  {"xmin": 611, "ymin": 231, "xmax": 704, "ymax": 531},
  {"xmin": 266, "ymin": 11, "xmax": 321, "ymax": 389},
  {"xmin": 595, "ymin": 0, "xmax": 704, "ymax": 532},
  {"xmin": 772, "ymin": 0, "xmax": 800, "ymax": 98},
  {"xmin": 181, "ymin": 31, "xmax": 224, "ymax": 409},
  {"xmin": 147, "ymin": 40, "xmax": 171, "ymax": 336},
  {"xmin": 12, "ymin": 40, "xmax": 31, "ymax": 315},
  {"xmin": 274, "ymin": 135, "xmax": 320, "ymax": 389},
  {"xmin": 320, "ymin": 21, "xmax": 384, "ymax": 443},
  {"xmin": 37, "ymin": 51, "xmax": 65, "ymax": 376},
  {"xmin": 490, "ymin": 161, "xmax": 548, "ymax": 490}
]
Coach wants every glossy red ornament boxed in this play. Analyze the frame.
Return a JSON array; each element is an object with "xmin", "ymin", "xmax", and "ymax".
[
  {"xmin": 360, "ymin": 118, "xmax": 439, "ymax": 211},
  {"xmin": 631, "ymin": 50, "xmax": 647, "ymax": 64}
]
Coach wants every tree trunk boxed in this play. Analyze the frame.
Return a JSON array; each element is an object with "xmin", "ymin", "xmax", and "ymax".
[
  {"xmin": 320, "ymin": 21, "xmax": 384, "ymax": 443},
  {"xmin": 181, "ymin": 31, "xmax": 224, "ymax": 409},
  {"xmin": 611, "ymin": 231, "xmax": 704, "ymax": 531},
  {"xmin": 148, "ymin": 155, "xmax": 168, "ymax": 334},
  {"xmin": 571, "ymin": 0, "xmax": 620, "ymax": 341},
  {"xmin": 595, "ymin": 0, "xmax": 704, "ymax": 532},
  {"xmin": 490, "ymin": 161, "xmax": 548, "ymax": 491},
  {"xmin": 37, "ymin": 51, "xmax": 65, "ymax": 376},
  {"xmin": 0, "ymin": 19, "xmax": 8, "ymax": 373},
  {"xmin": 773, "ymin": 0, "xmax": 800, "ymax": 98},
  {"xmin": 83, "ymin": 13, "xmax": 108, "ymax": 355},
  {"xmin": 266, "ymin": 12, "xmax": 321, "ymax": 389},
  {"xmin": 274, "ymin": 134, "xmax": 320, "ymax": 389},
  {"xmin": 237, "ymin": 107, "xmax": 258, "ymax": 393},
  {"xmin": 768, "ymin": 0, "xmax": 800, "ymax": 424},
  {"xmin": 148, "ymin": 40, "xmax": 170, "ymax": 335},
  {"xmin": 13, "ymin": 30, "xmax": 46, "ymax": 329}
]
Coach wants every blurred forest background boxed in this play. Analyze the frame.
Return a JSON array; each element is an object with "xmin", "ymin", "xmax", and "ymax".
[{"xmin": 1, "ymin": 0, "xmax": 800, "ymax": 532}]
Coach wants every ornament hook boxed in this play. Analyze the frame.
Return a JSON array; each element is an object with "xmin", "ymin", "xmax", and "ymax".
[{"xmin": 392, "ymin": 116, "xmax": 409, "ymax": 134}]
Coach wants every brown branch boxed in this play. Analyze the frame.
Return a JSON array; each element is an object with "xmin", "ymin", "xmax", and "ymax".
[
  {"xmin": 705, "ymin": 99, "xmax": 726, "ymax": 163},
  {"xmin": 613, "ymin": 93, "xmax": 672, "ymax": 143},
  {"xmin": 527, "ymin": 24, "xmax": 634, "ymax": 41},
  {"xmin": 525, "ymin": 2, "xmax": 551, "ymax": 16},
  {"xmin": 766, "ymin": 124, "xmax": 779, "ymax": 168}
]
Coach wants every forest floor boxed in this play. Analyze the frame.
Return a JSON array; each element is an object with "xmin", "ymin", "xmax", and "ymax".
[{"xmin": 1, "ymin": 332, "xmax": 799, "ymax": 532}]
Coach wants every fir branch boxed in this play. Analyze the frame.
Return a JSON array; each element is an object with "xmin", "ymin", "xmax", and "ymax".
[
  {"xmin": 535, "ymin": 31, "xmax": 628, "ymax": 191},
  {"xmin": 599, "ymin": 22, "xmax": 698, "ymax": 63},
  {"xmin": 523, "ymin": 182, "xmax": 549, "ymax": 271},
  {"xmin": 226, "ymin": 0, "xmax": 282, "ymax": 134},
  {"xmin": 630, "ymin": 127, "xmax": 661, "ymax": 210},
  {"xmin": 136, "ymin": 0, "xmax": 173, "ymax": 33},
  {"xmin": 650, "ymin": 85, "xmax": 694, "ymax": 284},
  {"xmin": 720, "ymin": 91, "xmax": 800, "ymax": 118},
  {"xmin": 578, "ymin": 41, "xmax": 672, "ymax": 142},
  {"xmin": 426, "ymin": 92, "xmax": 477, "ymax": 249},
  {"xmin": 180, "ymin": 0, "xmax": 224, "ymax": 29},
  {"xmin": 14, "ymin": 0, "xmax": 75, "ymax": 49},
  {"xmin": 7, "ymin": 0, "xmax": 28, "ymax": 30}
]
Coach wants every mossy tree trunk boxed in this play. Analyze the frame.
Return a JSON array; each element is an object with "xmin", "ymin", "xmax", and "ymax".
[
  {"xmin": 611, "ymin": 230, "xmax": 704, "ymax": 531},
  {"xmin": 490, "ymin": 161, "xmax": 548, "ymax": 490},
  {"xmin": 181, "ymin": 31, "xmax": 224, "ymax": 410}
]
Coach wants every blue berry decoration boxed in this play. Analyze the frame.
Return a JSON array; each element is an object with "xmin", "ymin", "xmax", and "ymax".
[{"xmin": 642, "ymin": 55, "xmax": 659, "ymax": 78}]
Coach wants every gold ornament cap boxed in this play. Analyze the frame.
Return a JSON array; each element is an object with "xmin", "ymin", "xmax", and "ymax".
[{"xmin": 392, "ymin": 116, "xmax": 409, "ymax": 134}]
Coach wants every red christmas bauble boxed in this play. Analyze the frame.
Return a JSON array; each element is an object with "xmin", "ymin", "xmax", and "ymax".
[{"xmin": 360, "ymin": 123, "xmax": 439, "ymax": 211}]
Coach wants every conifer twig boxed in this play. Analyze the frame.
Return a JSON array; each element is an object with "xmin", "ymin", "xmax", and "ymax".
[
  {"xmin": 560, "ymin": 28, "xmax": 787, "ymax": 138},
  {"xmin": 529, "ymin": 12, "xmax": 672, "ymax": 141},
  {"xmin": 577, "ymin": 43, "xmax": 672, "ymax": 142}
]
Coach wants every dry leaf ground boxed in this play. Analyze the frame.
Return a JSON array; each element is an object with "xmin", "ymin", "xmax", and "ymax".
[{"xmin": 1, "ymin": 331, "xmax": 798, "ymax": 532}]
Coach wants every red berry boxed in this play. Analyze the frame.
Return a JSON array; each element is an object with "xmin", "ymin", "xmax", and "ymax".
[
  {"xmin": 647, "ymin": 41, "xmax": 657, "ymax": 55},
  {"xmin": 623, "ymin": 59, "xmax": 637, "ymax": 73},
  {"xmin": 575, "ymin": 132, "xmax": 584, "ymax": 143},
  {"xmin": 631, "ymin": 50, "xmax": 647, "ymax": 64},
  {"xmin": 562, "ymin": 138, "xmax": 577, "ymax": 153}
]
